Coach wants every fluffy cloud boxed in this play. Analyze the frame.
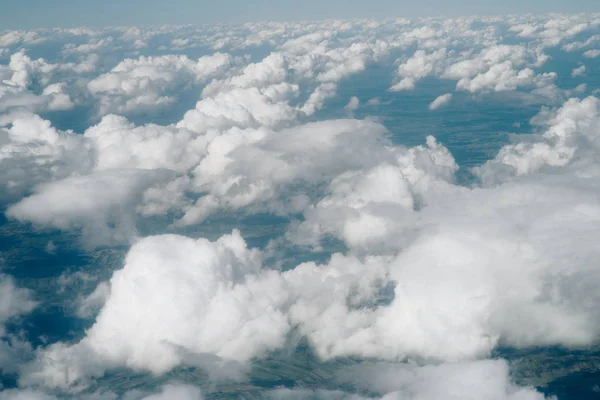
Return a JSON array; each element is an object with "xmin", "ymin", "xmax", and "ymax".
[
  {"xmin": 289, "ymin": 135, "xmax": 458, "ymax": 252},
  {"xmin": 0, "ymin": 276, "xmax": 36, "ymax": 336},
  {"xmin": 476, "ymin": 96, "xmax": 599, "ymax": 181},
  {"xmin": 2, "ymin": 13, "xmax": 600, "ymax": 400},
  {"xmin": 344, "ymin": 96, "xmax": 360, "ymax": 113},
  {"xmin": 8, "ymin": 50, "xmax": 97, "ymax": 89},
  {"xmin": 87, "ymin": 53, "xmax": 235, "ymax": 116},
  {"xmin": 583, "ymin": 49, "xmax": 600, "ymax": 58},
  {"xmin": 6, "ymin": 169, "xmax": 176, "ymax": 247},
  {"xmin": 390, "ymin": 49, "xmax": 446, "ymax": 91},
  {"xmin": 0, "ymin": 275, "xmax": 36, "ymax": 375},
  {"xmin": 428, "ymin": 93, "xmax": 452, "ymax": 110},
  {"xmin": 335, "ymin": 359, "xmax": 548, "ymax": 400},
  {"xmin": 22, "ymin": 231, "xmax": 388, "ymax": 388},
  {"xmin": 23, "ymin": 123, "xmax": 600, "ymax": 386},
  {"xmin": 3, "ymin": 113, "xmax": 404, "ymax": 244},
  {"xmin": 178, "ymin": 119, "xmax": 392, "ymax": 226},
  {"xmin": 0, "ymin": 114, "xmax": 87, "ymax": 203},
  {"xmin": 571, "ymin": 64, "xmax": 586, "ymax": 77}
]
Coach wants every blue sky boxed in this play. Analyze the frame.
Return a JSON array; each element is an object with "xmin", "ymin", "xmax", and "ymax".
[{"xmin": 2, "ymin": 0, "xmax": 599, "ymax": 29}]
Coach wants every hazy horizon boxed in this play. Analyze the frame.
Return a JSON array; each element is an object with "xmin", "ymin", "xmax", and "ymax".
[{"xmin": 2, "ymin": 0, "xmax": 598, "ymax": 29}]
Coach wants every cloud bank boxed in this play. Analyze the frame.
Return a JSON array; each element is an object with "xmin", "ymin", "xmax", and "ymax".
[{"xmin": 1, "ymin": 11, "xmax": 599, "ymax": 400}]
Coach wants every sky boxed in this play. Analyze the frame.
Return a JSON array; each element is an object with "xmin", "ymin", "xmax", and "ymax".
[{"xmin": 2, "ymin": 0, "xmax": 599, "ymax": 29}]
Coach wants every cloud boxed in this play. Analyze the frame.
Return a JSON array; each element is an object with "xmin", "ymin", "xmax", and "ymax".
[
  {"xmin": 571, "ymin": 64, "xmax": 586, "ymax": 77},
  {"xmin": 20, "ymin": 231, "xmax": 388, "ymax": 388},
  {"xmin": 3, "ymin": 112, "xmax": 397, "ymax": 245},
  {"xmin": 0, "ymin": 383, "xmax": 201, "ymax": 400},
  {"xmin": 0, "ymin": 275, "xmax": 37, "ymax": 375},
  {"xmin": 24, "ymin": 140, "xmax": 600, "ymax": 386},
  {"xmin": 344, "ymin": 96, "xmax": 360, "ymax": 113},
  {"xmin": 390, "ymin": 49, "xmax": 447, "ymax": 91},
  {"xmin": 2, "ymin": 15, "xmax": 600, "ymax": 399},
  {"xmin": 476, "ymin": 96, "xmax": 599, "ymax": 182},
  {"xmin": 124, "ymin": 384, "xmax": 202, "ymax": 400},
  {"xmin": 455, "ymin": 63, "xmax": 554, "ymax": 94},
  {"xmin": 288, "ymin": 135, "xmax": 458, "ymax": 252},
  {"xmin": 21, "ymin": 231, "xmax": 269, "ymax": 387},
  {"xmin": 583, "ymin": 49, "xmax": 600, "ymax": 58},
  {"xmin": 176, "ymin": 118, "xmax": 392, "ymax": 226},
  {"xmin": 0, "ymin": 276, "xmax": 36, "ymax": 334},
  {"xmin": 387, "ymin": 40, "xmax": 559, "ymax": 96},
  {"xmin": 0, "ymin": 114, "xmax": 90, "ymax": 201},
  {"xmin": 8, "ymin": 50, "xmax": 97, "ymax": 89},
  {"xmin": 428, "ymin": 93, "xmax": 452, "ymax": 110},
  {"xmin": 6, "ymin": 169, "xmax": 176, "ymax": 247},
  {"xmin": 87, "ymin": 53, "xmax": 235, "ymax": 116},
  {"xmin": 335, "ymin": 359, "xmax": 549, "ymax": 400},
  {"xmin": 269, "ymin": 389, "xmax": 368, "ymax": 400}
]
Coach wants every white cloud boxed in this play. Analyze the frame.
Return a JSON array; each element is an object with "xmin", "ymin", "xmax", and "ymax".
[
  {"xmin": 476, "ymin": 96, "xmax": 599, "ymax": 181},
  {"xmin": 390, "ymin": 49, "xmax": 447, "ymax": 91},
  {"xmin": 3, "ymin": 17, "xmax": 600, "ymax": 399},
  {"xmin": 87, "ymin": 53, "xmax": 235, "ymax": 116},
  {"xmin": 344, "ymin": 96, "xmax": 360, "ymax": 113},
  {"xmin": 8, "ymin": 50, "xmax": 97, "ymax": 89},
  {"xmin": 0, "ymin": 275, "xmax": 37, "ymax": 375},
  {"xmin": 583, "ymin": 49, "xmax": 600, "ymax": 58},
  {"xmin": 6, "ymin": 169, "xmax": 176, "ymax": 247},
  {"xmin": 0, "ymin": 275, "xmax": 36, "ymax": 336},
  {"xmin": 571, "ymin": 64, "xmax": 586, "ymax": 77},
  {"xmin": 563, "ymin": 34, "xmax": 600, "ymax": 52},
  {"xmin": 177, "ymin": 119, "xmax": 392, "ymax": 226},
  {"xmin": 443, "ymin": 45, "xmax": 546, "ymax": 81},
  {"xmin": 455, "ymin": 63, "xmax": 553, "ymax": 94},
  {"xmin": 289, "ymin": 135, "xmax": 458, "ymax": 252},
  {"xmin": 125, "ymin": 384, "xmax": 202, "ymax": 400},
  {"xmin": 428, "ymin": 93, "xmax": 452, "ymax": 110},
  {"xmin": 336, "ymin": 359, "xmax": 549, "ymax": 400}
]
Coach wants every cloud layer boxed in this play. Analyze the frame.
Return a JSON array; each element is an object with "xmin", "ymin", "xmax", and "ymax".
[{"xmin": 1, "ymin": 11, "xmax": 599, "ymax": 400}]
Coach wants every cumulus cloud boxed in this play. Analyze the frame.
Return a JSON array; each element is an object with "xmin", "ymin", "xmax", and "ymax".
[
  {"xmin": 3, "ymin": 111, "xmax": 402, "ymax": 245},
  {"xmin": 571, "ymin": 64, "xmax": 586, "ymax": 77},
  {"xmin": 476, "ymin": 96, "xmax": 599, "ymax": 181},
  {"xmin": 87, "ymin": 53, "xmax": 235, "ymax": 116},
  {"xmin": 344, "ymin": 96, "xmax": 360, "ymax": 114},
  {"xmin": 289, "ymin": 135, "xmax": 458, "ymax": 252},
  {"xmin": 0, "ymin": 275, "xmax": 37, "ymax": 375},
  {"xmin": 428, "ymin": 93, "xmax": 452, "ymax": 110},
  {"xmin": 6, "ymin": 169, "xmax": 176, "ymax": 247},
  {"xmin": 455, "ymin": 63, "xmax": 554, "ymax": 94},
  {"xmin": 583, "ymin": 49, "xmax": 600, "ymax": 58},
  {"xmin": 3, "ymin": 13, "xmax": 600, "ymax": 400},
  {"xmin": 388, "ymin": 38, "xmax": 558, "ymax": 95},
  {"xmin": 177, "ymin": 118, "xmax": 394, "ymax": 226},
  {"xmin": 390, "ymin": 49, "xmax": 446, "ymax": 91},
  {"xmin": 22, "ymin": 231, "xmax": 388, "ymax": 388},
  {"xmin": 8, "ymin": 50, "xmax": 97, "ymax": 89},
  {"xmin": 23, "ymin": 125, "xmax": 600, "ymax": 387},
  {"xmin": 335, "ymin": 359, "xmax": 549, "ymax": 400},
  {"xmin": 0, "ymin": 276, "xmax": 36, "ymax": 336}
]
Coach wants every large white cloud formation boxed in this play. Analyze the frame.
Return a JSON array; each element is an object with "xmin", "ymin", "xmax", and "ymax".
[
  {"xmin": 87, "ymin": 53, "xmax": 235, "ymax": 116},
  {"xmin": 333, "ymin": 359, "xmax": 549, "ymax": 400},
  {"xmin": 1, "ymin": 11, "xmax": 600, "ymax": 400}
]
